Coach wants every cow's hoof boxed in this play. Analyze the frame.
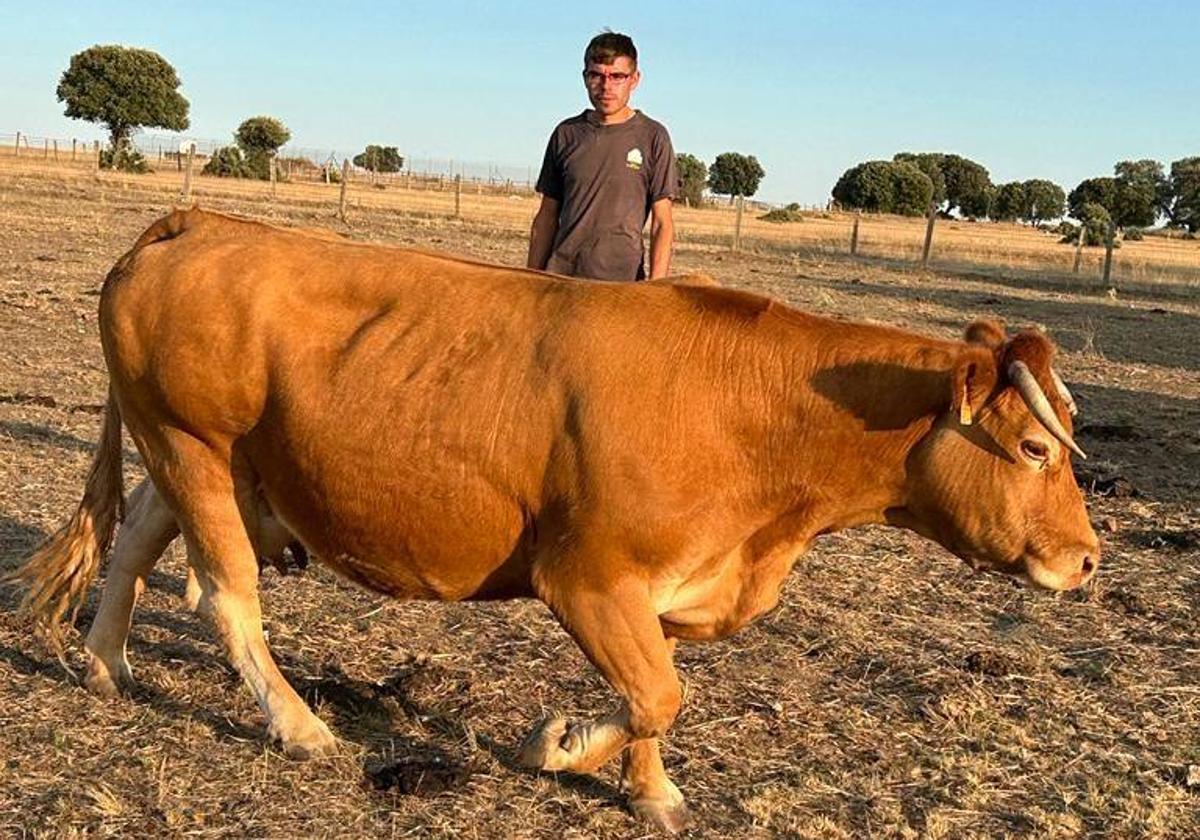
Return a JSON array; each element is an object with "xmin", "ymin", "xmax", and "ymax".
[
  {"xmin": 82, "ymin": 657, "xmax": 132, "ymax": 698},
  {"xmin": 515, "ymin": 716, "xmax": 572, "ymax": 771},
  {"xmin": 630, "ymin": 795, "xmax": 690, "ymax": 835},
  {"xmin": 274, "ymin": 715, "xmax": 339, "ymax": 760}
]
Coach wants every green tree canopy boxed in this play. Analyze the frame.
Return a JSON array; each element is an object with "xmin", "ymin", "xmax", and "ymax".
[
  {"xmin": 831, "ymin": 160, "xmax": 933, "ymax": 216},
  {"xmin": 893, "ymin": 153, "xmax": 946, "ymax": 206},
  {"xmin": 990, "ymin": 182, "xmax": 1026, "ymax": 222},
  {"xmin": 56, "ymin": 44, "xmax": 189, "ymax": 169},
  {"xmin": 958, "ymin": 184, "xmax": 995, "ymax": 219},
  {"xmin": 1021, "ymin": 179, "xmax": 1066, "ymax": 225},
  {"xmin": 892, "ymin": 152, "xmax": 991, "ymax": 215},
  {"xmin": 1167, "ymin": 156, "xmax": 1200, "ymax": 232},
  {"xmin": 940, "ymin": 154, "xmax": 993, "ymax": 215},
  {"xmin": 707, "ymin": 152, "xmax": 765, "ymax": 202},
  {"xmin": 353, "ymin": 145, "xmax": 404, "ymax": 172},
  {"xmin": 1112, "ymin": 159, "xmax": 1166, "ymax": 228},
  {"xmin": 1068, "ymin": 177, "xmax": 1117, "ymax": 221},
  {"xmin": 235, "ymin": 116, "xmax": 291, "ymax": 154},
  {"xmin": 675, "ymin": 152, "xmax": 708, "ymax": 206}
]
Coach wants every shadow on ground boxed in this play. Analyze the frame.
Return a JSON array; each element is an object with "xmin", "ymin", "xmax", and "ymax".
[{"xmin": 834, "ymin": 279, "xmax": 1200, "ymax": 371}]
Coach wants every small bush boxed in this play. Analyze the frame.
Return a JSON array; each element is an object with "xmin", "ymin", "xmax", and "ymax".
[
  {"xmin": 242, "ymin": 149, "xmax": 275, "ymax": 181},
  {"xmin": 1123, "ymin": 227, "xmax": 1144, "ymax": 241},
  {"xmin": 759, "ymin": 208, "xmax": 805, "ymax": 223},
  {"xmin": 100, "ymin": 145, "xmax": 150, "ymax": 173},
  {"xmin": 1059, "ymin": 202, "xmax": 1113, "ymax": 246},
  {"xmin": 202, "ymin": 145, "xmax": 253, "ymax": 178}
]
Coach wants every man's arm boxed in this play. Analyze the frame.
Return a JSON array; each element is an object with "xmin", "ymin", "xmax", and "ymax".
[
  {"xmin": 527, "ymin": 195, "xmax": 560, "ymax": 270},
  {"xmin": 647, "ymin": 197, "xmax": 674, "ymax": 279}
]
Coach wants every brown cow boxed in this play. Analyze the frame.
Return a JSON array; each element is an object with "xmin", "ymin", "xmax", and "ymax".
[{"xmin": 12, "ymin": 208, "xmax": 1098, "ymax": 833}]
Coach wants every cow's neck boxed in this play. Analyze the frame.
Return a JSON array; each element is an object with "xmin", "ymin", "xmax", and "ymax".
[{"xmin": 751, "ymin": 317, "xmax": 960, "ymax": 539}]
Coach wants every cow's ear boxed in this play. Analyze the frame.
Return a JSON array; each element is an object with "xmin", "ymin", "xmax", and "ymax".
[
  {"xmin": 951, "ymin": 346, "xmax": 998, "ymax": 426},
  {"xmin": 963, "ymin": 319, "xmax": 1006, "ymax": 349}
]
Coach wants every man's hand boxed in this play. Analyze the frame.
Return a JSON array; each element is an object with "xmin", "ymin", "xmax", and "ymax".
[
  {"xmin": 648, "ymin": 197, "xmax": 674, "ymax": 279},
  {"xmin": 527, "ymin": 195, "xmax": 561, "ymax": 270}
]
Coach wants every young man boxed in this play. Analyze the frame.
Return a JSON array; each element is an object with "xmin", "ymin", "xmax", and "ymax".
[{"xmin": 527, "ymin": 32, "xmax": 677, "ymax": 281}]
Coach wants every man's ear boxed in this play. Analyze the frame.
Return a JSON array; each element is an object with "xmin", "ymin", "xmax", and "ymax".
[{"xmin": 951, "ymin": 346, "xmax": 998, "ymax": 426}]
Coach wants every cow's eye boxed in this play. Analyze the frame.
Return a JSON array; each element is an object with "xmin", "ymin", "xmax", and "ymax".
[{"xmin": 1020, "ymin": 439, "xmax": 1050, "ymax": 465}]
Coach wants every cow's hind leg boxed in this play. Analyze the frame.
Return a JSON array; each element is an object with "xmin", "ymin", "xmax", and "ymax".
[
  {"xmin": 183, "ymin": 507, "xmax": 299, "ymax": 614},
  {"xmin": 520, "ymin": 556, "xmax": 687, "ymax": 832},
  {"xmin": 157, "ymin": 441, "xmax": 337, "ymax": 758},
  {"xmin": 83, "ymin": 477, "xmax": 180, "ymax": 697}
]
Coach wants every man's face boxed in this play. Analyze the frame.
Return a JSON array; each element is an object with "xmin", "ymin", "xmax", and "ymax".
[{"xmin": 582, "ymin": 56, "xmax": 640, "ymax": 117}]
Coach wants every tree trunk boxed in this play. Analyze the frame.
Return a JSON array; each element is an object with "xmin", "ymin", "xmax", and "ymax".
[{"xmin": 107, "ymin": 124, "xmax": 132, "ymax": 170}]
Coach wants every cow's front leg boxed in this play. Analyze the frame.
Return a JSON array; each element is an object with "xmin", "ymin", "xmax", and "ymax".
[
  {"xmin": 622, "ymin": 737, "xmax": 687, "ymax": 832},
  {"xmin": 521, "ymin": 557, "xmax": 687, "ymax": 832},
  {"xmin": 618, "ymin": 639, "xmax": 686, "ymax": 831}
]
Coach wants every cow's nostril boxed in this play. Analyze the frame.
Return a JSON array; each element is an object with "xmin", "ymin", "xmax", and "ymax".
[{"xmin": 1082, "ymin": 555, "xmax": 1096, "ymax": 575}]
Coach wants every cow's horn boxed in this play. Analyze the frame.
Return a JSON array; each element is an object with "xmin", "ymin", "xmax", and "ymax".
[
  {"xmin": 1008, "ymin": 361, "xmax": 1086, "ymax": 459},
  {"xmin": 1050, "ymin": 368, "xmax": 1078, "ymax": 416}
]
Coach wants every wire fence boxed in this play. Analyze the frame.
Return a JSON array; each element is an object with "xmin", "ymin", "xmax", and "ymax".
[
  {"xmin": 2, "ymin": 130, "xmax": 1198, "ymax": 294},
  {"xmin": 0, "ymin": 130, "xmax": 537, "ymax": 192}
]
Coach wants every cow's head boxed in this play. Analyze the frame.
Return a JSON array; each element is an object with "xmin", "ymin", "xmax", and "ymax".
[{"xmin": 903, "ymin": 321, "xmax": 1099, "ymax": 590}]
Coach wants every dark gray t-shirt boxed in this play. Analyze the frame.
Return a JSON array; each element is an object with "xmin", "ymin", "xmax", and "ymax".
[{"xmin": 536, "ymin": 111, "xmax": 677, "ymax": 281}]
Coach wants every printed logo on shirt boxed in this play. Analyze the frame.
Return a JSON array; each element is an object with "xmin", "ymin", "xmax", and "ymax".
[{"xmin": 626, "ymin": 148, "xmax": 643, "ymax": 171}]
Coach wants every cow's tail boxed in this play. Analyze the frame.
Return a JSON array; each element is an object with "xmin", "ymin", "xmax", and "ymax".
[{"xmin": 5, "ymin": 389, "xmax": 125, "ymax": 655}]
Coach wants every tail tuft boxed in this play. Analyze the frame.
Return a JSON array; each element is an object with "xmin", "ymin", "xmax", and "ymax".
[{"xmin": 4, "ymin": 392, "xmax": 124, "ymax": 654}]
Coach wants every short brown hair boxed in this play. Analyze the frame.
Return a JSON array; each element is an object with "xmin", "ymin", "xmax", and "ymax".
[{"xmin": 584, "ymin": 31, "xmax": 637, "ymax": 69}]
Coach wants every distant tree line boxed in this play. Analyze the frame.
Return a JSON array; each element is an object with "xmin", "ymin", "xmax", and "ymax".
[
  {"xmin": 831, "ymin": 152, "xmax": 1200, "ymax": 238},
  {"xmin": 54, "ymin": 44, "xmax": 406, "ymax": 181}
]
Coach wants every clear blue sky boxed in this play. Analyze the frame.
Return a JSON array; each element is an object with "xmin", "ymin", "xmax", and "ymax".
[{"xmin": 2, "ymin": 0, "xmax": 1196, "ymax": 204}]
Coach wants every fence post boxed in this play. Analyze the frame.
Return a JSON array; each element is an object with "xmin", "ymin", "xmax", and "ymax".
[
  {"xmin": 338, "ymin": 159, "xmax": 350, "ymax": 221},
  {"xmin": 43, "ymin": 138, "xmax": 49, "ymax": 158},
  {"xmin": 269, "ymin": 153, "xmax": 277, "ymax": 199},
  {"xmin": 13, "ymin": 131, "xmax": 19, "ymax": 157},
  {"xmin": 850, "ymin": 210, "xmax": 861, "ymax": 256},
  {"xmin": 454, "ymin": 173, "xmax": 462, "ymax": 218},
  {"xmin": 733, "ymin": 195, "xmax": 744, "ymax": 252},
  {"xmin": 1072, "ymin": 224, "xmax": 1086, "ymax": 274},
  {"xmin": 1102, "ymin": 221, "xmax": 1115, "ymax": 287},
  {"xmin": 181, "ymin": 144, "xmax": 195, "ymax": 203},
  {"xmin": 93, "ymin": 141, "xmax": 101, "ymax": 176},
  {"xmin": 72, "ymin": 139, "xmax": 77, "ymax": 161},
  {"xmin": 52, "ymin": 139, "xmax": 59, "ymax": 160},
  {"xmin": 921, "ymin": 200, "xmax": 937, "ymax": 267}
]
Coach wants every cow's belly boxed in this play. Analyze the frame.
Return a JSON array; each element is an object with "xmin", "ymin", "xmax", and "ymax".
[{"xmin": 249, "ymin": 441, "xmax": 535, "ymax": 602}]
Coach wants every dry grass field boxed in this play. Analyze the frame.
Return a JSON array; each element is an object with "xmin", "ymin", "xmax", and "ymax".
[{"xmin": 1, "ymin": 161, "xmax": 1198, "ymax": 838}]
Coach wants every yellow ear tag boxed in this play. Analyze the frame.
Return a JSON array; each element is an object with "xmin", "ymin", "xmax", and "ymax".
[{"xmin": 959, "ymin": 401, "xmax": 973, "ymax": 426}]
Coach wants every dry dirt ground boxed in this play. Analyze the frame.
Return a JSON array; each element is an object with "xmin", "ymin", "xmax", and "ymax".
[{"xmin": 1, "ymin": 170, "xmax": 1198, "ymax": 839}]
